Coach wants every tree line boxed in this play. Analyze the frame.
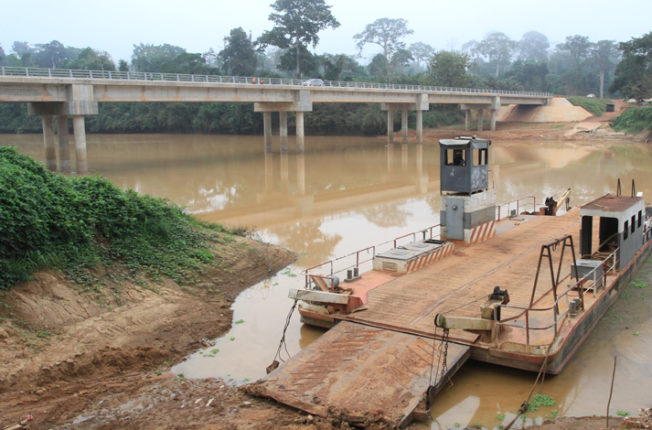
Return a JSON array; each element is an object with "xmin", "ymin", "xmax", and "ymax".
[{"xmin": 1, "ymin": 0, "xmax": 650, "ymax": 135}]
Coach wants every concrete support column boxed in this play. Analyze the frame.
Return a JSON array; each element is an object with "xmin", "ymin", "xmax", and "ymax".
[
  {"xmin": 416, "ymin": 110, "xmax": 423, "ymax": 143},
  {"xmin": 263, "ymin": 111, "xmax": 272, "ymax": 152},
  {"xmin": 42, "ymin": 115, "xmax": 56, "ymax": 171},
  {"xmin": 57, "ymin": 115, "xmax": 71, "ymax": 173},
  {"xmin": 401, "ymin": 109, "xmax": 409, "ymax": 144},
  {"xmin": 477, "ymin": 109, "xmax": 484, "ymax": 132},
  {"xmin": 464, "ymin": 110, "xmax": 470, "ymax": 131},
  {"xmin": 386, "ymin": 107, "xmax": 394, "ymax": 143},
  {"xmin": 279, "ymin": 111, "xmax": 288, "ymax": 153},
  {"xmin": 72, "ymin": 115, "xmax": 88, "ymax": 175},
  {"xmin": 490, "ymin": 110, "xmax": 497, "ymax": 131},
  {"xmin": 295, "ymin": 111, "xmax": 305, "ymax": 153}
]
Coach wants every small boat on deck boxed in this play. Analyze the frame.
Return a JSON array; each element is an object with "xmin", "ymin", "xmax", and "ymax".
[{"xmin": 260, "ymin": 136, "xmax": 652, "ymax": 426}]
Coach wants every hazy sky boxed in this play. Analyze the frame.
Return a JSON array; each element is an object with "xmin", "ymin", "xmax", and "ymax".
[{"xmin": 3, "ymin": 0, "xmax": 651, "ymax": 64}]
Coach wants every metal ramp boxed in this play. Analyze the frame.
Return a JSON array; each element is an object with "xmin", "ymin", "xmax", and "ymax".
[{"xmin": 250, "ymin": 321, "xmax": 470, "ymax": 427}]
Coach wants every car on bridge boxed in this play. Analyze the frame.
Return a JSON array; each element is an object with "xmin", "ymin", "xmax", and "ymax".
[{"xmin": 302, "ymin": 78, "xmax": 324, "ymax": 86}]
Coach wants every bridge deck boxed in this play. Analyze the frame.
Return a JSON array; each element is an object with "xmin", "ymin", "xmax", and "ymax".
[{"xmin": 255, "ymin": 211, "xmax": 582, "ymax": 425}]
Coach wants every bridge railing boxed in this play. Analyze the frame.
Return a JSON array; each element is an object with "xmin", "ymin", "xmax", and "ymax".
[{"xmin": 0, "ymin": 66, "xmax": 553, "ymax": 97}]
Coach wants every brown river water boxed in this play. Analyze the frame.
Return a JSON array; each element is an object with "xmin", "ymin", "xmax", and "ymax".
[{"xmin": 2, "ymin": 133, "xmax": 652, "ymax": 429}]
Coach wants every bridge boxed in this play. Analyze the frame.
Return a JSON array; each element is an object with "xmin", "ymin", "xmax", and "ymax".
[{"xmin": 0, "ymin": 66, "xmax": 551, "ymax": 174}]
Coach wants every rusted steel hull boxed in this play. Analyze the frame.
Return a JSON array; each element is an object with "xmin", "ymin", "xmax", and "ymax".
[
  {"xmin": 472, "ymin": 238, "xmax": 652, "ymax": 374},
  {"xmin": 251, "ymin": 321, "xmax": 470, "ymax": 427}
]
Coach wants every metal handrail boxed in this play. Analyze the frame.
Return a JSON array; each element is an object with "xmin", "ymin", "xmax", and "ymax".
[
  {"xmin": 495, "ymin": 247, "xmax": 619, "ymax": 345},
  {"xmin": 0, "ymin": 66, "xmax": 554, "ymax": 97},
  {"xmin": 304, "ymin": 224, "xmax": 441, "ymax": 289},
  {"xmin": 496, "ymin": 195, "xmax": 537, "ymax": 220}
]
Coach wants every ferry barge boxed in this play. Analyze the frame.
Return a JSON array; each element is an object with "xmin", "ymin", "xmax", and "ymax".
[{"xmin": 257, "ymin": 136, "xmax": 652, "ymax": 426}]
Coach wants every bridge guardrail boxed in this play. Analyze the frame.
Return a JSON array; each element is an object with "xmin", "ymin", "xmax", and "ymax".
[{"xmin": 0, "ymin": 66, "xmax": 553, "ymax": 97}]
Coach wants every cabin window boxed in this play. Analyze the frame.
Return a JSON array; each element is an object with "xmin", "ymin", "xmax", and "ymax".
[
  {"xmin": 624, "ymin": 221, "xmax": 629, "ymax": 240},
  {"xmin": 473, "ymin": 148, "xmax": 488, "ymax": 166},
  {"xmin": 631, "ymin": 215, "xmax": 636, "ymax": 233},
  {"xmin": 638, "ymin": 210, "xmax": 642, "ymax": 228},
  {"xmin": 446, "ymin": 149, "xmax": 466, "ymax": 166}
]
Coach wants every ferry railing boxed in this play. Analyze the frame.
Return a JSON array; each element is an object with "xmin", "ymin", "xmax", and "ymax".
[
  {"xmin": 495, "ymin": 196, "xmax": 537, "ymax": 221},
  {"xmin": 495, "ymin": 248, "xmax": 619, "ymax": 345},
  {"xmin": 304, "ymin": 224, "xmax": 441, "ymax": 289},
  {"xmin": 0, "ymin": 66, "xmax": 554, "ymax": 97}
]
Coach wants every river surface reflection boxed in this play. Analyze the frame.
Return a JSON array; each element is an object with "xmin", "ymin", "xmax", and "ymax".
[{"xmin": 3, "ymin": 133, "xmax": 652, "ymax": 428}]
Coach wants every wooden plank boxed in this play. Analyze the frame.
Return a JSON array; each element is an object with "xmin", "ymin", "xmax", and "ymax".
[{"xmin": 252, "ymin": 321, "xmax": 470, "ymax": 426}]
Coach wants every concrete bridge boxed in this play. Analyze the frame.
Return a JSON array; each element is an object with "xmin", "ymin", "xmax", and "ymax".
[{"xmin": 0, "ymin": 67, "xmax": 551, "ymax": 174}]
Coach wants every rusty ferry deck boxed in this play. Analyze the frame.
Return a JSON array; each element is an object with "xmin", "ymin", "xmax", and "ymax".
[
  {"xmin": 253, "ymin": 137, "xmax": 652, "ymax": 427},
  {"xmin": 253, "ymin": 209, "xmax": 617, "ymax": 426}
]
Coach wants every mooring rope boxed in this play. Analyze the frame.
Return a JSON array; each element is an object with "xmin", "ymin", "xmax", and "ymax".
[
  {"xmin": 267, "ymin": 298, "xmax": 298, "ymax": 373},
  {"xmin": 503, "ymin": 339, "xmax": 554, "ymax": 430}
]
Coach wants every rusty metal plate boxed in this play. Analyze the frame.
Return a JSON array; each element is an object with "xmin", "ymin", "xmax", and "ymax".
[{"xmin": 252, "ymin": 321, "xmax": 469, "ymax": 426}]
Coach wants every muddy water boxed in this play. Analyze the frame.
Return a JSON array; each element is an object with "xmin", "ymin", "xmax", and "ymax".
[{"xmin": 3, "ymin": 133, "xmax": 652, "ymax": 428}]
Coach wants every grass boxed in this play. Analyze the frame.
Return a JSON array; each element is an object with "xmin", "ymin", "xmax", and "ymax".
[
  {"xmin": 0, "ymin": 146, "xmax": 244, "ymax": 291},
  {"xmin": 527, "ymin": 393, "xmax": 556, "ymax": 412},
  {"xmin": 566, "ymin": 96, "xmax": 611, "ymax": 116},
  {"xmin": 612, "ymin": 106, "xmax": 652, "ymax": 133}
]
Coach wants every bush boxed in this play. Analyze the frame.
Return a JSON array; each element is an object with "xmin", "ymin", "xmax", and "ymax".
[
  {"xmin": 0, "ymin": 147, "xmax": 229, "ymax": 290},
  {"xmin": 612, "ymin": 107, "xmax": 652, "ymax": 133},
  {"xmin": 566, "ymin": 96, "xmax": 611, "ymax": 116}
]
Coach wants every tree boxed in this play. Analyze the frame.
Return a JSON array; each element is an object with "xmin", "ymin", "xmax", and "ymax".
[
  {"xmin": 66, "ymin": 47, "xmax": 116, "ymax": 71},
  {"xmin": 118, "ymin": 60, "xmax": 129, "ymax": 72},
  {"xmin": 428, "ymin": 51, "xmax": 472, "ymax": 87},
  {"xmin": 33, "ymin": 40, "xmax": 79, "ymax": 68},
  {"xmin": 591, "ymin": 40, "xmax": 619, "ymax": 98},
  {"xmin": 477, "ymin": 32, "xmax": 517, "ymax": 77},
  {"xmin": 558, "ymin": 35, "xmax": 592, "ymax": 79},
  {"xmin": 611, "ymin": 32, "xmax": 652, "ymax": 101},
  {"xmin": 131, "ymin": 43, "xmax": 186, "ymax": 72},
  {"xmin": 518, "ymin": 31, "xmax": 549, "ymax": 63},
  {"xmin": 368, "ymin": 53, "xmax": 389, "ymax": 81},
  {"xmin": 219, "ymin": 27, "xmax": 257, "ymax": 76},
  {"xmin": 354, "ymin": 18, "xmax": 413, "ymax": 77},
  {"xmin": 257, "ymin": 0, "xmax": 340, "ymax": 78},
  {"xmin": 390, "ymin": 48, "xmax": 413, "ymax": 75},
  {"xmin": 409, "ymin": 42, "xmax": 435, "ymax": 67},
  {"xmin": 322, "ymin": 54, "xmax": 364, "ymax": 81},
  {"xmin": 505, "ymin": 61, "xmax": 548, "ymax": 91}
]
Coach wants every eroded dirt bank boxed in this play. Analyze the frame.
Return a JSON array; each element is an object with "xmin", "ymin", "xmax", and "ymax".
[{"xmin": 0, "ymin": 235, "xmax": 304, "ymax": 429}]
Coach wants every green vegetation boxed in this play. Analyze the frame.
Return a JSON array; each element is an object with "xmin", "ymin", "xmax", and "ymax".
[
  {"xmin": 527, "ymin": 393, "xmax": 556, "ymax": 412},
  {"xmin": 566, "ymin": 96, "xmax": 611, "ymax": 116},
  {"xmin": 617, "ymin": 410, "xmax": 630, "ymax": 417},
  {"xmin": 612, "ymin": 107, "xmax": 652, "ymax": 133},
  {"xmin": 0, "ymin": 146, "xmax": 239, "ymax": 290}
]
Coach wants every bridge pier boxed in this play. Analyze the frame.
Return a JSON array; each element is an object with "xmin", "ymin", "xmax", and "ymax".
[
  {"xmin": 279, "ymin": 111, "xmax": 289, "ymax": 153},
  {"xmin": 57, "ymin": 115, "xmax": 71, "ymax": 173},
  {"xmin": 73, "ymin": 116, "xmax": 88, "ymax": 175},
  {"xmin": 42, "ymin": 115, "xmax": 57, "ymax": 171},
  {"xmin": 296, "ymin": 111, "xmax": 305, "ymax": 153},
  {"xmin": 255, "ymin": 97, "xmax": 312, "ymax": 153},
  {"xmin": 386, "ymin": 107, "xmax": 394, "ymax": 143},
  {"xmin": 477, "ymin": 109, "xmax": 484, "ymax": 131},
  {"xmin": 263, "ymin": 112, "xmax": 272, "ymax": 152},
  {"xmin": 416, "ymin": 110, "xmax": 423, "ymax": 144}
]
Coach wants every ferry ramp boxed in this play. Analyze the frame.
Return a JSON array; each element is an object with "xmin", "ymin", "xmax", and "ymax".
[{"xmin": 252, "ymin": 210, "xmax": 582, "ymax": 426}]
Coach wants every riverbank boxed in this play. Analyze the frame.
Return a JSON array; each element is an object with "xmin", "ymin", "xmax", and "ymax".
[
  {"xmin": 0, "ymin": 235, "xmax": 296, "ymax": 429},
  {"xmin": 1, "ymin": 127, "xmax": 650, "ymax": 430}
]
